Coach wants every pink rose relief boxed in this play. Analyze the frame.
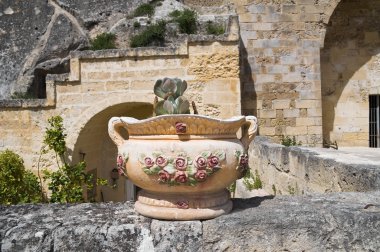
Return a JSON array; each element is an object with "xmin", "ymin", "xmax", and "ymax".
[
  {"xmin": 194, "ymin": 170, "xmax": 207, "ymax": 182},
  {"xmin": 158, "ymin": 170, "xmax": 170, "ymax": 183},
  {"xmin": 156, "ymin": 156, "xmax": 168, "ymax": 168},
  {"xmin": 174, "ymin": 171, "xmax": 188, "ymax": 183},
  {"xmin": 117, "ymin": 155, "xmax": 124, "ymax": 168},
  {"xmin": 207, "ymin": 155, "xmax": 219, "ymax": 167},
  {"xmin": 174, "ymin": 157, "xmax": 187, "ymax": 171},
  {"xmin": 144, "ymin": 157, "xmax": 155, "ymax": 168},
  {"xmin": 175, "ymin": 122, "xmax": 187, "ymax": 134},
  {"xmin": 194, "ymin": 155, "xmax": 207, "ymax": 170},
  {"xmin": 239, "ymin": 154, "xmax": 249, "ymax": 166},
  {"xmin": 176, "ymin": 200, "xmax": 189, "ymax": 209}
]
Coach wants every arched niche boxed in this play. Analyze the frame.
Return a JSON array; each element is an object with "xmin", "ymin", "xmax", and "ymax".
[
  {"xmin": 321, "ymin": 0, "xmax": 380, "ymax": 147},
  {"xmin": 72, "ymin": 102, "xmax": 153, "ymax": 202}
]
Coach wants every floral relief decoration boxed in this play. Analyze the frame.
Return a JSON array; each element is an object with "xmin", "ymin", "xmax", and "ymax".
[
  {"xmin": 235, "ymin": 150, "xmax": 249, "ymax": 174},
  {"xmin": 116, "ymin": 153, "xmax": 129, "ymax": 177},
  {"xmin": 138, "ymin": 150, "xmax": 226, "ymax": 186}
]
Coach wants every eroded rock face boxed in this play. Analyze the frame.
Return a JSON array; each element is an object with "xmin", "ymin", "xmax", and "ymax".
[
  {"xmin": 1, "ymin": 192, "xmax": 379, "ymax": 251},
  {"xmin": 0, "ymin": 202, "xmax": 153, "ymax": 252},
  {"xmin": 0, "ymin": 0, "xmax": 54, "ymax": 98},
  {"xmin": 0, "ymin": 0, "xmax": 146, "ymax": 99}
]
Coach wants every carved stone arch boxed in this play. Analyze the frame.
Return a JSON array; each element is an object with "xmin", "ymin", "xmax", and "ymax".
[
  {"xmin": 67, "ymin": 99, "xmax": 153, "ymax": 201},
  {"xmin": 323, "ymin": 0, "xmax": 342, "ymax": 24},
  {"xmin": 321, "ymin": 0, "xmax": 380, "ymax": 146},
  {"xmin": 318, "ymin": 0, "xmax": 343, "ymax": 47}
]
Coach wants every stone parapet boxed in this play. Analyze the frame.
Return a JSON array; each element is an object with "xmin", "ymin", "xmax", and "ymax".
[
  {"xmin": 1, "ymin": 191, "xmax": 379, "ymax": 251},
  {"xmin": 250, "ymin": 137, "xmax": 380, "ymax": 196}
]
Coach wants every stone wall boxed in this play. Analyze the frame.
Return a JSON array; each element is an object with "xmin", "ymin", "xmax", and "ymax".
[
  {"xmin": 233, "ymin": 0, "xmax": 343, "ymax": 146},
  {"xmin": 233, "ymin": 0, "xmax": 380, "ymax": 147},
  {"xmin": 250, "ymin": 137, "xmax": 380, "ymax": 196},
  {"xmin": 321, "ymin": 0, "xmax": 380, "ymax": 146},
  {"xmin": 0, "ymin": 33, "xmax": 240, "ymax": 201},
  {"xmin": 1, "ymin": 191, "xmax": 379, "ymax": 251}
]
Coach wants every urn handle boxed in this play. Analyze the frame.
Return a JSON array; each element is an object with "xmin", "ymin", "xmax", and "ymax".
[
  {"xmin": 108, "ymin": 117, "xmax": 133, "ymax": 146},
  {"xmin": 240, "ymin": 116, "xmax": 258, "ymax": 150}
]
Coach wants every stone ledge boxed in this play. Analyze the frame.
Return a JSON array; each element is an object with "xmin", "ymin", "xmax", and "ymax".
[
  {"xmin": 70, "ymin": 45, "xmax": 189, "ymax": 60},
  {"xmin": 250, "ymin": 137, "xmax": 380, "ymax": 195},
  {"xmin": 69, "ymin": 15, "xmax": 239, "ymax": 60},
  {"xmin": 1, "ymin": 191, "xmax": 379, "ymax": 251},
  {"xmin": 0, "ymin": 80, "xmax": 57, "ymax": 108}
]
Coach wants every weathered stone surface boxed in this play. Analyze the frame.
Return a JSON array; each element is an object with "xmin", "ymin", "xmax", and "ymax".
[
  {"xmin": 151, "ymin": 220, "xmax": 202, "ymax": 252},
  {"xmin": 0, "ymin": 0, "xmax": 54, "ymax": 98},
  {"xmin": 55, "ymin": 0, "xmax": 146, "ymax": 28},
  {"xmin": 250, "ymin": 137, "xmax": 380, "ymax": 195},
  {"xmin": 1, "ymin": 192, "xmax": 379, "ymax": 251},
  {"xmin": 203, "ymin": 192, "xmax": 380, "ymax": 251},
  {"xmin": 0, "ymin": 202, "xmax": 153, "ymax": 252},
  {"xmin": 36, "ymin": 14, "xmax": 87, "ymax": 66}
]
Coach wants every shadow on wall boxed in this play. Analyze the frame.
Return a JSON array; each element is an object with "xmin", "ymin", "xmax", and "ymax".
[
  {"xmin": 72, "ymin": 102, "xmax": 153, "ymax": 202},
  {"xmin": 321, "ymin": 0, "xmax": 380, "ymax": 145},
  {"xmin": 240, "ymin": 40, "xmax": 258, "ymax": 125}
]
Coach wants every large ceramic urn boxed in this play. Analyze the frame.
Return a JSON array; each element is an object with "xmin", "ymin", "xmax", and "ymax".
[{"xmin": 108, "ymin": 114, "xmax": 257, "ymax": 220}]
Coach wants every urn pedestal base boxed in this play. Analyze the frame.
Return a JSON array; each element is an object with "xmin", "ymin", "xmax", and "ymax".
[{"xmin": 135, "ymin": 189, "xmax": 232, "ymax": 220}]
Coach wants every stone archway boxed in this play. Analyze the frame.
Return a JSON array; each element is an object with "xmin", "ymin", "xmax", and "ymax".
[
  {"xmin": 72, "ymin": 102, "xmax": 153, "ymax": 202},
  {"xmin": 321, "ymin": 0, "xmax": 380, "ymax": 146}
]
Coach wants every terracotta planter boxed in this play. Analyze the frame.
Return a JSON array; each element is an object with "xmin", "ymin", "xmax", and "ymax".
[{"xmin": 108, "ymin": 114, "xmax": 257, "ymax": 220}]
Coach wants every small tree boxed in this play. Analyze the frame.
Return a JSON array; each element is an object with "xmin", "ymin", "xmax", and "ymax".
[
  {"xmin": 41, "ymin": 116, "xmax": 97, "ymax": 203},
  {"xmin": 0, "ymin": 150, "xmax": 42, "ymax": 205}
]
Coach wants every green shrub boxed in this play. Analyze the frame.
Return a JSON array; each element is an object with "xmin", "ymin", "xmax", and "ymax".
[
  {"xmin": 130, "ymin": 20, "xmax": 166, "ymax": 48},
  {"xmin": 89, "ymin": 33, "xmax": 116, "ymax": 50},
  {"xmin": 133, "ymin": 3, "xmax": 154, "ymax": 17},
  {"xmin": 206, "ymin": 21, "xmax": 225, "ymax": 35},
  {"xmin": 43, "ymin": 162, "xmax": 91, "ymax": 203},
  {"xmin": 170, "ymin": 9, "xmax": 197, "ymax": 34},
  {"xmin": 133, "ymin": 21, "xmax": 141, "ymax": 29},
  {"xmin": 169, "ymin": 10, "xmax": 181, "ymax": 18},
  {"xmin": 0, "ymin": 150, "xmax": 42, "ymax": 205}
]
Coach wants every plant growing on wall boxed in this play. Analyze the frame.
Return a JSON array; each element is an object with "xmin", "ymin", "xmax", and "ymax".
[
  {"xmin": 169, "ymin": 9, "xmax": 198, "ymax": 34},
  {"xmin": 228, "ymin": 151, "xmax": 262, "ymax": 196},
  {"xmin": 206, "ymin": 21, "xmax": 225, "ymax": 35},
  {"xmin": 0, "ymin": 150, "xmax": 42, "ymax": 205},
  {"xmin": 41, "ymin": 116, "xmax": 106, "ymax": 203},
  {"xmin": 281, "ymin": 135, "xmax": 302, "ymax": 147},
  {"xmin": 90, "ymin": 33, "xmax": 117, "ymax": 50},
  {"xmin": 133, "ymin": 3, "xmax": 155, "ymax": 17},
  {"xmin": 130, "ymin": 20, "xmax": 166, "ymax": 48}
]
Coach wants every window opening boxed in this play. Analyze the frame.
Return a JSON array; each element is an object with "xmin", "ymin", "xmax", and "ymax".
[{"xmin": 369, "ymin": 95, "xmax": 380, "ymax": 147}]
